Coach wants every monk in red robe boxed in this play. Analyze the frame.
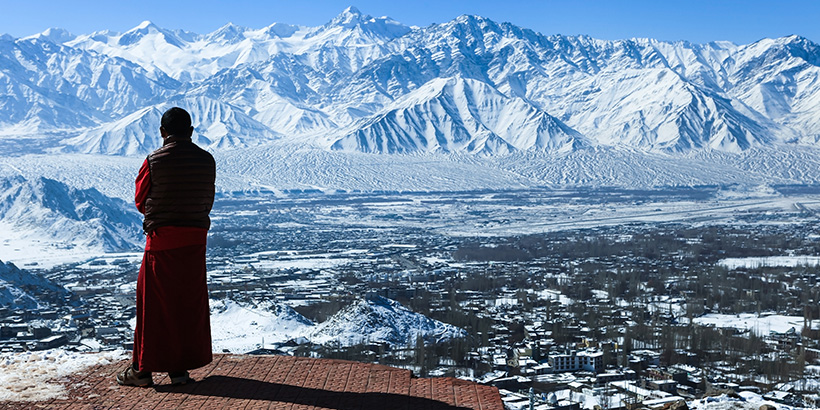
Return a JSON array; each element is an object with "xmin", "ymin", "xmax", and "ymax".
[{"xmin": 117, "ymin": 107, "xmax": 216, "ymax": 387}]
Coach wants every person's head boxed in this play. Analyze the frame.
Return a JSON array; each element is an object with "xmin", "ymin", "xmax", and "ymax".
[{"xmin": 160, "ymin": 107, "xmax": 193, "ymax": 138}]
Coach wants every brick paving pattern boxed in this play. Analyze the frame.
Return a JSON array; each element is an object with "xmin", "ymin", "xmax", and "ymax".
[{"xmin": 0, "ymin": 354, "xmax": 503, "ymax": 410}]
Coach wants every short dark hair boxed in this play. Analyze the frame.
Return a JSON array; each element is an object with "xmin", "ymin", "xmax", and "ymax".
[{"xmin": 161, "ymin": 107, "xmax": 192, "ymax": 136}]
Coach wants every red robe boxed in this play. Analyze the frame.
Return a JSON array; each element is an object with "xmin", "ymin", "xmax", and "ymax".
[{"xmin": 133, "ymin": 159, "xmax": 212, "ymax": 372}]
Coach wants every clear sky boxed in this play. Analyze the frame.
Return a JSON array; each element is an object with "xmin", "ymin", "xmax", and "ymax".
[{"xmin": 1, "ymin": 0, "xmax": 817, "ymax": 45}]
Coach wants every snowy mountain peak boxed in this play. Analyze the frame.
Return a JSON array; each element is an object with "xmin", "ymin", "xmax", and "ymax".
[
  {"xmin": 134, "ymin": 20, "xmax": 155, "ymax": 30},
  {"xmin": 780, "ymin": 34, "xmax": 814, "ymax": 45},
  {"xmin": 63, "ymin": 96, "xmax": 280, "ymax": 155},
  {"xmin": 23, "ymin": 27, "xmax": 76, "ymax": 44},
  {"xmin": 3, "ymin": 12, "xmax": 820, "ymax": 156},
  {"xmin": 340, "ymin": 6, "xmax": 363, "ymax": 18},
  {"xmin": 320, "ymin": 6, "xmax": 411, "ymax": 40},
  {"xmin": 332, "ymin": 76, "xmax": 585, "ymax": 154},
  {"xmin": 331, "ymin": 6, "xmax": 373, "ymax": 27},
  {"xmin": 118, "ymin": 20, "xmax": 184, "ymax": 47},
  {"xmin": 452, "ymin": 13, "xmax": 498, "ymax": 28},
  {"xmin": 743, "ymin": 34, "xmax": 820, "ymax": 61},
  {"xmin": 261, "ymin": 22, "xmax": 299, "ymax": 39},
  {"xmin": 779, "ymin": 35, "xmax": 820, "ymax": 64},
  {"xmin": 207, "ymin": 22, "xmax": 248, "ymax": 43}
]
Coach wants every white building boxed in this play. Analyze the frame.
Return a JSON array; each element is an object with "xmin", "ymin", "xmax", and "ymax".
[{"xmin": 548, "ymin": 350, "xmax": 604, "ymax": 373}]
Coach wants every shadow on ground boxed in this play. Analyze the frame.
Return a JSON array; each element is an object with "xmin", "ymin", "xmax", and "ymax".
[{"xmin": 154, "ymin": 375, "xmax": 473, "ymax": 410}]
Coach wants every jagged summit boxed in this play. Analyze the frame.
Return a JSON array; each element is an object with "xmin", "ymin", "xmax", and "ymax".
[
  {"xmin": 118, "ymin": 20, "xmax": 185, "ymax": 47},
  {"xmin": 328, "ymin": 6, "xmax": 398, "ymax": 30},
  {"xmin": 332, "ymin": 77, "xmax": 585, "ymax": 154},
  {"xmin": 23, "ymin": 27, "xmax": 75, "ymax": 44},
  {"xmin": 307, "ymin": 5, "xmax": 411, "ymax": 45},
  {"xmin": 63, "ymin": 96, "xmax": 280, "ymax": 155},
  {"xmin": 336, "ymin": 6, "xmax": 365, "ymax": 21},
  {"xmin": 206, "ymin": 22, "xmax": 249, "ymax": 43},
  {"xmin": 261, "ymin": 22, "xmax": 299, "ymax": 38},
  {"xmin": 134, "ymin": 20, "xmax": 154, "ymax": 30}
]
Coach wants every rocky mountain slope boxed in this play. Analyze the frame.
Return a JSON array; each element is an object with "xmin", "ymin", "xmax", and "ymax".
[{"xmin": 0, "ymin": 259, "xmax": 68, "ymax": 309}]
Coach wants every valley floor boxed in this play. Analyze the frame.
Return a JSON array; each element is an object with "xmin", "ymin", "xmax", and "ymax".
[{"xmin": 2, "ymin": 183, "xmax": 820, "ymax": 409}]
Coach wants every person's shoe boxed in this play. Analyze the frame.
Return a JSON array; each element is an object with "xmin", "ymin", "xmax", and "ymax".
[
  {"xmin": 168, "ymin": 371, "xmax": 193, "ymax": 386},
  {"xmin": 116, "ymin": 364, "xmax": 153, "ymax": 387}
]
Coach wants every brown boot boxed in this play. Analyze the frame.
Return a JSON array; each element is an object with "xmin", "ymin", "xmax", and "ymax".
[
  {"xmin": 116, "ymin": 363, "xmax": 153, "ymax": 387},
  {"xmin": 168, "ymin": 371, "xmax": 193, "ymax": 385}
]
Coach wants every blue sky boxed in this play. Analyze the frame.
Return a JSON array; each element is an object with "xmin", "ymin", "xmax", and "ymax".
[{"xmin": 1, "ymin": 0, "xmax": 817, "ymax": 45}]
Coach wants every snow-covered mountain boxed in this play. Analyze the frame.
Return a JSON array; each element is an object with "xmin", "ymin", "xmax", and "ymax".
[
  {"xmin": 208, "ymin": 296, "xmax": 466, "ymax": 352},
  {"xmin": 63, "ymin": 96, "xmax": 279, "ymax": 155},
  {"xmin": 0, "ymin": 259, "xmax": 68, "ymax": 309},
  {"xmin": 63, "ymin": 6, "xmax": 407, "ymax": 83},
  {"xmin": 0, "ymin": 175, "xmax": 142, "ymax": 253},
  {"xmin": 2, "ymin": 8, "xmax": 820, "ymax": 156},
  {"xmin": 309, "ymin": 295, "xmax": 467, "ymax": 347},
  {"xmin": 331, "ymin": 77, "xmax": 586, "ymax": 154},
  {"xmin": 0, "ymin": 35, "xmax": 175, "ymax": 134},
  {"xmin": 209, "ymin": 299, "xmax": 314, "ymax": 353}
]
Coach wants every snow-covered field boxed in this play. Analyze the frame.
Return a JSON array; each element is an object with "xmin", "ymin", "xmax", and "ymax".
[
  {"xmin": 719, "ymin": 256, "xmax": 820, "ymax": 269},
  {"xmin": 5, "ymin": 147, "xmax": 820, "ymax": 202},
  {"xmin": 0, "ymin": 349, "xmax": 127, "ymax": 402},
  {"xmin": 692, "ymin": 313, "xmax": 807, "ymax": 335},
  {"xmin": 690, "ymin": 392, "xmax": 805, "ymax": 410}
]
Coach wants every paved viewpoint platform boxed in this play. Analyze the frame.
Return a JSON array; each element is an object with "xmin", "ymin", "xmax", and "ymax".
[{"xmin": 1, "ymin": 354, "xmax": 503, "ymax": 409}]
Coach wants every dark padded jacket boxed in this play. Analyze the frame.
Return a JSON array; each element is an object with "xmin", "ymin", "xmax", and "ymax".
[{"xmin": 143, "ymin": 136, "xmax": 215, "ymax": 233}]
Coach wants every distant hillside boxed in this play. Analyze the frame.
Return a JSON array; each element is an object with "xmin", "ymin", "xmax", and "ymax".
[
  {"xmin": 0, "ymin": 260, "xmax": 68, "ymax": 309},
  {"xmin": 309, "ymin": 295, "xmax": 468, "ymax": 347},
  {"xmin": 0, "ymin": 175, "xmax": 142, "ymax": 255}
]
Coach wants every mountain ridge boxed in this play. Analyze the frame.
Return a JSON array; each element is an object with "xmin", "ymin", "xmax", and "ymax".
[{"xmin": 1, "ymin": 8, "xmax": 820, "ymax": 156}]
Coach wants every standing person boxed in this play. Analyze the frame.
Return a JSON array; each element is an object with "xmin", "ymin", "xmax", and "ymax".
[{"xmin": 117, "ymin": 107, "xmax": 216, "ymax": 387}]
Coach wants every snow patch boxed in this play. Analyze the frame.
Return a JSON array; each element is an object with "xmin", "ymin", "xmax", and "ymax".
[
  {"xmin": 0, "ymin": 349, "xmax": 127, "ymax": 402},
  {"xmin": 692, "ymin": 313, "xmax": 807, "ymax": 335},
  {"xmin": 718, "ymin": 256, "xmax": 820, "ymax": 269},
  {"xmin": 689, "ymin": 392, "xmax": 798, "ymax": 410}
]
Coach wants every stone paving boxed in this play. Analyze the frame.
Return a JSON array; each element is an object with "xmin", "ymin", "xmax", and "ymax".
[{"xmin": 0, "ymin": 354, "xmax": 503, "ymax": 409}]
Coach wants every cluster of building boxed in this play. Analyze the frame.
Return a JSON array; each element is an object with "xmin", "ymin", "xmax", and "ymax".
[{"xmin": 3, "ymin": 192, "xmax": 820, "ymax": 410}]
